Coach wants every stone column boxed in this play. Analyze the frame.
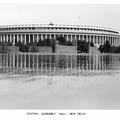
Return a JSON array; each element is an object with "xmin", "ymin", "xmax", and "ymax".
[
  {"xmin": 109, "ymin": 37, "xmax": 111, "ymax": 45},
  {"xmin": 45, "ymin": 34, "xmax": 47, "ymax": 39},
  {"xmin": 66, "ymin": 35, "xmax": 68, "ymax": 41},
  {"xmin": 53, "ymin": 34, "xmax": 55, "ymax": 39},
  {"xmin": 54, "ymin": 34, "xmax": 56, "ymax": 39},
  {"xmin": 117, "ymin": 37, "xmax": 120, "ymax": 46},
  {"xmin": 87, "ymin": 35, "xmax": 89, "ymax": 42},
  {"xmin": 83, "ymin": 35, "xmax": 84, "ymax": 41},
  {"xmin": 49, "ymin": 34, "xmax": 51, "ymax": 39},
  {"xmin": 112, "ymin": 37, "xmax": 113, "ymax": 45},
  {"xmin": 88, "ymin": 35, "xmax": 90, "ymax": 42},
  {"xmin": 106, "ymin": 36, "xmax": 108, "ymax": 42},
  {"xmin": 118, "ymin": 37, "xmax": 120, "ymax": 45},
  {"xmin": 24, "ymin": 34, "xmax": 26, "ymax": 44},
  {"xmin": 2, "ymin": 35, "xmax": 4, "ymax": 42},
  {"xmin": 100, "ymin": 36, "xmax": 102, "ymax": 45},
  {"xmin": 13, "ymin": 34, "xmax": 15, "ymax": 45},
  {"xmin": 0, "ymin": 35, "xmax": 2, "ymax": 42},
  {"xmin": 79, "ymin": 35, "xmax": 81, "ymax": 41},
  {"xmin": 104, "ymin": 36, "xmax": 106, "ymax": 44},
  {"xmin": 2, "ymin": 35, "xmax": 3, "ymax": 42},
  {"xmin": 29, "ymin": 34, "xmax": 30, "ymax": 43},
  {"xmin": 33, "ymin": 34, "xmax": 34, "ymax": 43},
  {"xmin": 110, "ymin": 37, "xmax": 112, "ymax": 45},
  {"xmin": 75, "ymin": 34, "xmax": 76, "ymax": 41},
  {"xmin": 10, "ymin": 35, "xmax": 12, "ymax": 43},
  {"xmin": 89, "ymin": 35, "xmax": 91, "ymax": 43},
  {"xmin": 97, "ymin": 36, "xmax": 99, "ymax": 45},
  {"xmin": 77, "ymin": 35, "xmax": 79, "ymax": 41},
  {"xmin": 99, "ymin": 36, "xmax": 101, "ymax": 45},
  {"xmin": 101, "ymin": 36, "xmax": 103, "ymax": 45},
  {"xmin": 108, "ymin": 37, "xmax": 110, "ymax": 44},
  {"xmin": 113, "ymin": 37, "xmax": 115, "ymax": 46},
  {"xmin": 117, "ymin": 37, "xmax": 119, "ymax": 46},
  {"xmin": 6, "ymin": 35, "xmax": 8, "ymax": 42},
  {"xmin": 41, "ymin": 34, "xmax": 43, "ymax": 41},
  {"xmin": 82, "ymin": 35, "xmax": 84, "ymax": 41},
  {"xmin": 17, "ymin": 34, "xmax": 19, "ymax": 43},
  {"xmin": 99, "ymin": 36, "xmax": 100, "ymax": 45},
  {"xmin": 3, "ymin": 35, "xmax": 5, "ymax": 42},
  {"xmin": 37, "ymin": 34, "xmax": 39, "ymax": 42},
  {"xmin": 20, "ymin": 34, "xmax": 22, "ymax": 43},
  {"xmin": 115, "ymin": 37, "xmax": 117, "ymax": 46},
  {"xmin": 94, "ymin": 36, "xmax": 96, "ymax": 44},
  {"xmin": 95, "ymin": 36, "xmax": 97, "ymax": 44},
  {"xmin": 95, "ymin": 36, "xmax": 97, "ymax": 45},
  {"xmin": 70, "ymin": 35, "xmax": 72, "ymax": 42},
  {"xmin": 112, "ymin": 37, "xmax": 113, "ymax": 46},
  {"xmin": 92, "ymin": 35, "xmax": 94, "ymax": 44},
  {"xmin": 84, "ymin": 35, "xmax": 86, "ymax": 42},
  {"xmin": 115, "ymin": 37, "xmax": 116, "ymax": 46},
  {"xmin": 86, "ymin": 35, "xmax": 87, "ymax": 42},
  {"xmin": 116, "ymin": 37, "xmax": 117, "ymax": 46}
]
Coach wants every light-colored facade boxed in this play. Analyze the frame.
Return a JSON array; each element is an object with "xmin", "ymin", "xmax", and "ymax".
[{"xmin": 0, "ymin": 24, "xmax": 120, "ymax": 46}]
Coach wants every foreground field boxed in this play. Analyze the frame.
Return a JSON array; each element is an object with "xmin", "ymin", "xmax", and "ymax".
[{"xmin": 0, "ymin": 72, "xmax": 120, "ymax": 109}]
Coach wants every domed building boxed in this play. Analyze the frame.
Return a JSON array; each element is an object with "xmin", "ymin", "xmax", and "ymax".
[{"xmin": 0, "ymin": 24, "xmax": 120, "ymax": 46}]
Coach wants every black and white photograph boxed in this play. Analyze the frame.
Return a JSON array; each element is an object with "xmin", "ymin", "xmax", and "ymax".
[{"xmin": 0, "ymin": 0, "xmax": 120, "ymax": 119}]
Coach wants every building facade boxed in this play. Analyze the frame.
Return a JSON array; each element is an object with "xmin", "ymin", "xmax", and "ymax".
[{"xmin": 0, "ymin": 24, "xmax": 120, "ymax": 46}]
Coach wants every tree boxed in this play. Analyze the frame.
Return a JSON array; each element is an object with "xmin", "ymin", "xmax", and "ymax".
[
  {"xmin": 77, "ymin": 40, "xmax": 89, "ymax": 53},
  {"xmin": 104, "ymin": 40, "xmax": 111, "ymax": 53},
  {"xmin": 99, "ymin": 45, "xmax": 104, "ymax": 53},
  {"xmin": 115, "ymin": 46, "xmax": 120, "ymax": 53},
  {"xmin": 24, "ymin": 44, "xmax": 30, "ymax": 52},
  {"xmin": 56, "ymin": 35, "xmax": 74, "ymax": 46},
  {"xmin": 90, "ymin": 41, "xmax": 94, "ymax": 47},
  {"xmin": 99, "ymin": 40, "xmax": 111, "ymax": 53},
  {"xmin": 30, "ymin": 44, "xmax": 38, "ymax": 52},
  {"xmin": 56, "ymin": 35, "xmax": 66, "ymax": 45},
  {"xmin": 15, "ymin": 41, "xmax": 26, "ymax": 52}
]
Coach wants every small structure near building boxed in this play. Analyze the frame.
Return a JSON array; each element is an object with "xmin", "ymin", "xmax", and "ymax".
[
  {"xmin": 29, "ymin": 41, "xmax": 76, "ymax": 53},
  {"xmin": 29, "ymin": 46, "xmax": 53, "ymax": 53},
  {"xmin": 89, "ymin": 46, "xmax": 100, "ymax": 53},
  {"xmin": 55, "ymin": 44, "xmax": 76, "ymax": 53},
  {"xmin": 0, "ymin": 46, "xmax": 19, "ymax": 53}
]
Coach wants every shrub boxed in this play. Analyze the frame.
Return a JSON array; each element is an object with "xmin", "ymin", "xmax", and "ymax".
[
  {"xmin": 77, "ymin": 40, "xmax": 89, "ymax": 53},
  {"xmin": 29, "ymin": 44, "xmax": 38, "ymax": 52},
  {"xmin": 15, "ymin": 41, "xmax": 26, "ymax": 52},
  {"xmin": 115, "ymin": 46, "xmax": 120, "ymax": 53},
  {"xmin": 99, "ymin": 40, "xmax": 111, "ymax": 53}
]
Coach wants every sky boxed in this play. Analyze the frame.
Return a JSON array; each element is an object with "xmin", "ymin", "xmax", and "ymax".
[{"xmin": 0, "ymin": 4, "xmax": 120, "ymax": 31}]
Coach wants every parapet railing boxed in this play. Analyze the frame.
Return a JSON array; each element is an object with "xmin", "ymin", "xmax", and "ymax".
[{"xmin": 0, "ymin": 52, "xmax": 120, "ymax": 75}]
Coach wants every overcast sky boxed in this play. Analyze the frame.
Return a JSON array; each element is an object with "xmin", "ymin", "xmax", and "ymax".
[{"xmin": 0, "ymin": 4, "xmax": 120, "ymax": 31}]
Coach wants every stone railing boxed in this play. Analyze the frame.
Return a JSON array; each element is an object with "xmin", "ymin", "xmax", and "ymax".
[{"xmin": 0, "ymin": 53, "xmax": 120, "ymax": 75}]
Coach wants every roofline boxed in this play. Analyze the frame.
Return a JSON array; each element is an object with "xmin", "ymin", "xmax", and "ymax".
[{"xmin": 0, "ymin": 24, "xmax": 119, "ymax": 33}]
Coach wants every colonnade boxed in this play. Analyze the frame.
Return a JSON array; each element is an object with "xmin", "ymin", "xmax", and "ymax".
[{"xmin": 0, "ymin": 33, "xmax": 119, "ymax": 46}]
